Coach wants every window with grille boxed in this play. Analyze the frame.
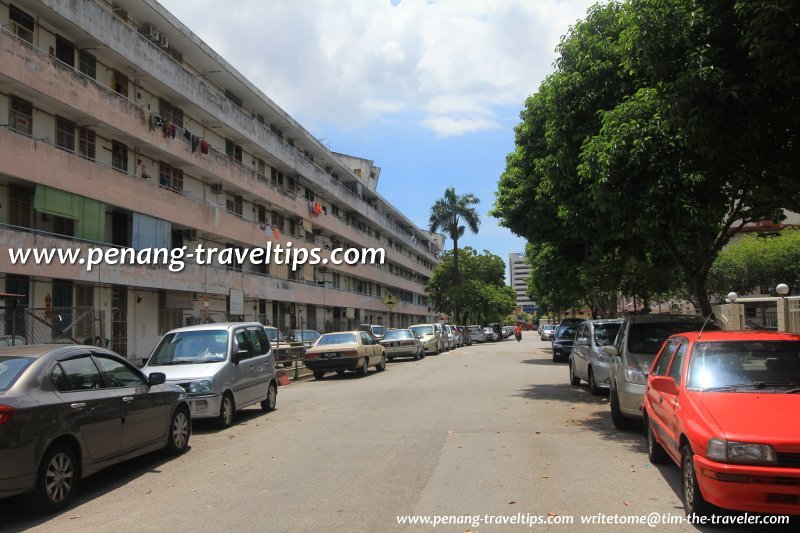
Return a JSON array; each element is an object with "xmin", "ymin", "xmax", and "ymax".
[
  {"xmin": 9, "ymin": 5, "xmax": 34, "ymax": 43},
  {"xmin": 78, "ymin": 128, "xmax": 96, "ymax": 161},
  {"xmin": 304, "ymin": 187, "xmax": 315, "ymax": 202},
  {"xmin": 271, "ymin": 212, "xmax": 284, "ymax": 231},
  {"xmin": 79, "ymin": 51, "xmax": 96, "ymax": 79},
  {"xmin": 270, "ymin": 167, "xmax": 284, "ymax": 186},
  {"xmin": 159, "ymin": 163, "xmax": 183, "ymax": 192},
  {"xmin": 9, "ymin": 96, "xmax": 33, "ymax": 136},
  {"xmin": 55, "ymin": 116, "xmax": 76, "ymax": 153},
  {"xmin": 225, "ymin": 139, "xmax": 242, "ymax": 162},
  {"xmin": 226, "ymin": 193, "xmax": 243, "ymax": 217},
  {"xmin": 158, "ymin": 98, "xmax": 184, "ymax": 129},
  {"xmin": 225, "ymin": 243, "xmax": 243, "ymax": 272},
  {"xmin": 257, "ymin": 158, "xmax": 266, "ymax": 177},
  {"xmin": 112, "ymin": 141, "xmax": 128, "ymax": 172},
  {"xmin": 112, "ymin": 69, "xmax": 128, "ymax": 97},
  {"xmin": 257, "ymin": 205, "xmax": 267, "ymax": 224}
]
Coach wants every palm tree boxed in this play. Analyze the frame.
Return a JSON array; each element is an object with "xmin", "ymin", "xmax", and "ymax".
[{"xmin": 429, "ymin": 187, "xmax": 481, "ymax": 286}]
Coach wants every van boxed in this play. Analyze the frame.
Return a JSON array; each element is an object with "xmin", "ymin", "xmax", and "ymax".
[{"xmin": 143, "ymin": 322, "xmax": 278, "ymax": 428}]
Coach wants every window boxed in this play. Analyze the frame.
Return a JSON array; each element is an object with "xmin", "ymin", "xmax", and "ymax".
[
  {"xmin": 271, "ymin": 212, "xmax": 284, "ymax": 231},
  {"xmin": 55, "ymin": 116, "xmax": 76, "ymax": 153},
  {"xmin": 226, "ymin": 243, "xmax": 243, "ymax": 272},
  {"xmin": 247, "ymin": 327, "xmax": 269, "ymax": 356},
  {"xmin": 234, "ymin": 329, "xmax": 253, "ymax": 359},
  {"xmin": 576, "ymin": 325, "xmax": 589, "ymax": 343},
  {"xmin": 652, "ymin": 340, "xmax": 678, "ymax": 377},
  {"xmin": 53, "ymin": 216, "xmax": 75, "ymax": 237},
  {"xmin": 332, "ymin": 204, "xmax": 340, "ymax": 217},
  {"xmin": 304, "ymin": 187, "xmax": 315, "ymax": 202},
  {"xmin": 58, "ymin": 356, "xmax": 104, "ymax": 390},
  {"xmin": 257, "ymin": 205, "xmax": 267, "ymax": 224},
  {"xmin": 667, "ymin": 343, "xmax": 687, "ymax": 383},
  {"xmin": 158, "ymin": 163, "xmax": 183, "ymax": 192},
  {"xmin": 226, "ymin": 193, "xmax": 243, "ymax": 218},
  {"xmin": 225, "ymin": 89, "xmax": 243, "ymax": 108},
  {"xmin": 225, "ymin": 138, "xmax": 242, "ymax": 162},
  {"xmin": 78, "ymin": 128, "xmax": 96, "ymax": 161},
  {"xmin": 50, "ymin": 364, "xmax": 69, "ymax": 392},
  {"xmin": 158, "ymin": 98, "xmax": 184, "ymax": 129},
  {"xmin": 94, "ymin": 355, "xmax": 145, "ymax": 387},
  {"xmin": 112, "ymin": 141, "xmax": 128, "ymax": 172},
  {"xmin": 112, "ymin": 69, "xmax": 128, "ymax": 97},
  {"xmin": 79, "ymin": 50, "xmax": 96, "ymax": 79},
  {"xmin": 257, "ymin": 158, "xmax": 266, "ymax": 177},
  {"xmin": 55, "ymin": 35, "xmax": 75, "ymax": 67},
  {"xmin": 9, "ymin": 4, "xmax": 34, "ymax": 43},
  {"xmin": 9, "ymin": 95, "xmax": 33, "ymax": 136}
]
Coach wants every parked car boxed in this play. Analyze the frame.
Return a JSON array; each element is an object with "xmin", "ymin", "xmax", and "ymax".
[
  {"xmin": 0, "ymin": 344, "xmax": 190, "ymax": 512},
  {"xmin": 443, "ymin": 324, "xmax": 455, "ymax": 350},
  {"xmin": 264, "ymin": 326, "xmax": 294, "ymax": 367},
  {"xmin": 558, "ymin": 317, "xmax": 585, "ymax": 328},
  {"xmin": 457, "ymin": 326, "xmax": 472, "ymax": 346},
  {"xmin": 360, "ymin": 324, "xmax": 388, "ymax": 340},
  {"xmin": 569, "ymin": 319, "xmax": 623, "ymax": 394},
  {"xmin": 410, "ymin": 323, "xmax": 445, "ymax": 354},
  {"xmin": 488, "ymin": 322, "xmax": 503, "ymax": 341},
  {"xmin": 450, "ymin": 325, "xmax": 463, "ymax": 347},
  {"xmin": 303, "ymin": 331, "xmax": 386, "ymax": 380},
  {"xmin": 467, "ymin": 325, "xmax": 486, "ymax": 343},
  {"xmin": 552, "ymin": 324, "xmax": 578, "ymax": 362},
  {"xmin": 643, "ymin": 330, "xmax": 800, "ymax": 517},
  {"xmin": 502, "ymin": 326, "xmax": 514, "ymax": 339},
  {"xmin": 144, "ymin": 323, "xmax": 278, "ymax": 428},
  {"xmin": 606, "ymin": 314, "xmax": 717, "ymax": 430},
  {"xmin": 380, "ymin": 329, "xmax": 424, "ymax": 361},
  {"xmin": 540, "ymin": 324, "xmax": 556, "ymax": 341},
  {"xmin": 285, "ymin": 329, "xmax": 322, "ymax": 349},
  {"xmin": 483, "ymin": 327, "xmax": 497, "ymax": 342}
]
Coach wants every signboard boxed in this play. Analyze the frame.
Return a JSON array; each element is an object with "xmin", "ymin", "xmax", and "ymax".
[
  {"xmin": 522, "ymin": 305, "xmax": 536, "ymax": 314},
  {"xmin": 382, "ymin": 293, "xmax": 397, "ymax": 310},
  {"xmin": 229, "ymin": 288, "xmax": 244, "ymax": 316}
]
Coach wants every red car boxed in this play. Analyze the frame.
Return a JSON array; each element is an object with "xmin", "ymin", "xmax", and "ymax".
[{"xmin": 643, "ymin": 331, "xmax": 800, "ymax": 517}]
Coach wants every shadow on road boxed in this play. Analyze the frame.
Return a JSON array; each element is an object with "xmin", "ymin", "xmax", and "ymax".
[{"xmin": 520, "ymin": 357, "xmax": 565, "ymax": 366}]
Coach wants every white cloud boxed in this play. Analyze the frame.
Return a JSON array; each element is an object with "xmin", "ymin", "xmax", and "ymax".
[{"xmin": 159, "ymin": 0, "xmax": 595, "ymax": 137}]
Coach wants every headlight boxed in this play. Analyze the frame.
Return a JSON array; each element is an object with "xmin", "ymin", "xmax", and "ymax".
[
  {"xmin": 623, "ymin": 366, "xmax": 646, "ymax": 385},
  {"xmin": 706, "ymin": 438, "xmax": 777, "ymax": 465},
  {"xmin": 188, "ymin": 379, "xmax": 213, "ymax": 394}
]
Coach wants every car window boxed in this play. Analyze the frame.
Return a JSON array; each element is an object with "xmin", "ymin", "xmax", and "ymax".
[
  {"xmin": 59, "ymin": 356, "xmax": 105, "ymax": 390},
  {"xmin": 577, "ymin": 325, "xmax": 588, "ymax": 342},
  {"xmin": 235, "ymin": 329, "xmax": 254, "ymax": 359},
  {"xmin": 688, "ymin": 340, "xmax": 800, "ymax": 389},
  {"xmin": 556, "ymin": 326, "xmax": 577, "ymax": 340},
  {"xmin": 247, "ymin": 327, "xmax": 269, "ymax": 356},
  {"xmin": 0, "ymin": 356, "xmax": 34, "ymax": 392},
  {"xmin": 627, "ymin": 322, "xmax": 713, "ymax": 355},
  {"xmin": 51, "ymin": 364, "xmax": 70, "ymax": 392},
  {"xmin": 360, "ymin": 332, "xmax": 372, "ymax": 345},
  {"xmin": 150, "ymin": 330, "xmax": 228, "ymax": 365},
  {"xmin": 667, "ymin": 343, "xmax": 687, "ymax": 384},
  {"xmin": 594, "ymin": 323, "xmax": 620, "ymax": 346},
  {"xmin": 652, "ymin": 341, "xmax": 677, "ymax": 376},
  {"xmin": 94, "ymin": 355, "xmax": 146, "ymax": 387},
  {"xmin": 410, "ymin": 325, "xmax": 433, "ymax": 336},
  {"xmin": 383, "ymin": 330, "xmax": 412, "ymax": 340}
]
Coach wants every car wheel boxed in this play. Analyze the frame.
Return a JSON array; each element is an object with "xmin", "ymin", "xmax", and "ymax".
[
  {"xmin": 358, "ymin": 357, "xmax": 369, "ymax": 377},
  {"xmin": 261, "ymin": 381, "xmax": 277, "ymax": 412},
  {"xmin": 217, "ymin": 393, "xmax": 235, "ymax": 428},
  {"xmin": 588, "ymin": 368, "xmax": 601, "ymax": 396},
  {"xmin": 376, "ymin": 354, "xmax": 386, "ymax": 372},
  {"xmin": 26, "ymin": 443, "xmax": 78, "ymax": 513},
  {"xmin": 388, "ymin": 356, "xmax": 395, "ymax": 362},
  {"xmin": 610, "ymin": 384, "xmax": 633, "ymax": 430},
  {"xmin": 569, "ymin": 360, "xmax": 580, "ymax": 386},
  {"xmin": 413, "ymin": 347, "xmax": 421, "ymax": 361},
  {"xmin": 165, "ymin": 407, "xmax": 191, "ymax": 454},
  {"xmin": 646, "ymin": 416, "xmax": 669, "ymax": 464},
  {"xmin": 313, "ymin": 371, "xmax": 325, "ymax": 380},
  {"xmin": 682, "ymin": 444, "xmax": 716, "ymax": 517},
  {"xmin": 552, "ymin": 350, "xmax": 558, "ymax": 363}
]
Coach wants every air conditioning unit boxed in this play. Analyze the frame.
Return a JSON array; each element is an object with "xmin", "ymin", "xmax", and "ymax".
[
  {"xmin": 325, "ymin": 166, "xmax": 333, "ymax": 174},
  {"xmin": 183, "ymin": 229, "xmax": 198, "ymax": 241},
  {"xmin": 210, "ymin": 183, "xmax": 223, "ymax": 194},
  {"xmin": 141, "ymin": 23, "xmax": 160, "ymax": 43},
  {"xmin": 159, "ymin": 35, "xmax": 169, "ymax": 48}
]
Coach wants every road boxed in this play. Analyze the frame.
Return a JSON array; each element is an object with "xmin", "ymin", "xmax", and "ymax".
[{"xmin": 2, "ymin": 336, "xmax": 774, "ymax": 532}]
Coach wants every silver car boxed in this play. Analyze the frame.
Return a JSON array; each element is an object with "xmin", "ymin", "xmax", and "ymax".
[
  {"xmin": 144, "ymin": 323, "xmax": 278, "ymax": 428},
  {"xmin": 410, "ymin": 324, "xmax": 445, "ymax": 354},
  {"xmin": 380, "ymin": 329, "xmax": 424, "ymax": 361},
  {"xmin": 467, "ymin": 325, "xmax": 486, "ymax": 343},
  {"xmin": 569, "ymin": 320, "xmax": 622, "ymax": 395},
  {"xmin": 443, "ymin": 324, "xmax": 456, "ymax": 350},
  {"xmin": 0, "ymin": 345, "xmax": 190, "ymax": 513}
]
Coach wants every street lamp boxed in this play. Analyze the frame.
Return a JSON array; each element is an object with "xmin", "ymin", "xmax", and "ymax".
[{"xmin": 777, "ymin": 283, "xmax": 790, "ymax": 296}]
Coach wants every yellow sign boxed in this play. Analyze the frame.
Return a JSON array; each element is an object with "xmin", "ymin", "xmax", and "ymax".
[{"xmin": 382, "ymin": 293, "xmax": 397, "ymax": 310}]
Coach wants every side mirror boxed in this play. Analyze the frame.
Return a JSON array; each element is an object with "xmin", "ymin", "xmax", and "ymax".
[
  {"xmin": 148, "ymin": 372, "xmax": 166, "ymax": 386},
  {"xmin": 603, "ymin": 345, "xmax": 618, "ymax": 357},
  {"xmin": 650, "ymin": 375, "xmax": 679, "ymax": 396}
]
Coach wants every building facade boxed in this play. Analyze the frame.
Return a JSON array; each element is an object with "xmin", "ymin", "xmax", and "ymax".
[
  {"xmin": 508, "ymin": 253, "xmax": 534, "ymax": 313},
  {"xmin": 0, "ymin": 0, "xmax": 441, "ymax": 359}
]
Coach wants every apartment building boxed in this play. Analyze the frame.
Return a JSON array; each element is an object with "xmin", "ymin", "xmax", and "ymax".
[
  {"xmin": 0, "ymin": 0, "xmax": 442, "ymax": 359},
  {"xmin": 508, "ymin": 253, "xmax": 534, "ymax": 313}
]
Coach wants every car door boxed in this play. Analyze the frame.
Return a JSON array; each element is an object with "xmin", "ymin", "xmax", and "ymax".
[
  {"xmin": 660, "ymin": 340, "xmax": 688, "ymax": 459},
  {"xmin": 93, "ymin": 353, "xmax": 168, "ymax": 451},
  {"xmin": 646, "ymin": 340, "xmax": 679, "ymax": 446},
  {"xmin": 573, "ymin": 324, "xmax": 590, "ymax": 379},
  {"xmin": 232, "ymin": 327, "xmax": 256, "ymax": 407},
  {"xmin": 52, "ymin": 354, "xmax": 123, "ymax": 461},
  {"xmin": 360, "ymin": 332, "xmax": 374, "ymax": 363},
  {"xmin": 246, "ymin": 326, "xmax": 271, "ymax": 402}
]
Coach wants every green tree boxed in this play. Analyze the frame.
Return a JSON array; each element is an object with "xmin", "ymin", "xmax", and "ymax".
[{"xmin": 429, "ymin": 187, "xmax": 481, "ymax": 285}]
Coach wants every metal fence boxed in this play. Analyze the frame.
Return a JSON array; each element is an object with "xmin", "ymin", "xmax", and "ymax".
[{"xmin": 0, "ymin": 307, "xmax": 105, "ymax": 346}]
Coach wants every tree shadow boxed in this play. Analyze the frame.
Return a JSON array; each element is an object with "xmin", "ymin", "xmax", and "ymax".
[
  {"xmin": 520, "ymin": 358, "xmax": 565, "ymax": 366},
  {"xmin": 191, "ymin": 406, "xmax": 271, "ymax": 435}
]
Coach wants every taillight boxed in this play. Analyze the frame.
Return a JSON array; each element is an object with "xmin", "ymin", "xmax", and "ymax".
[
  {"xmin": 0, "ymin": 405, "xmax": 16, "ymax": 425},
  {"xmin": 342, "ymin": 350, "xmax": 359, "ymax": 356},
  {"xmin": 401, "ymin": 341, "xmax": 414, "ymax": 346},
  {"xmin": 304, "ymin": 352, "xmax": 318, "ymax": 359}
]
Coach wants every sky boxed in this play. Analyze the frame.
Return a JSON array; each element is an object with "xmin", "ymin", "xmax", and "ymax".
[{"xmin": 158, "ymin": 0, "xmax": 597, "ymax": 279}]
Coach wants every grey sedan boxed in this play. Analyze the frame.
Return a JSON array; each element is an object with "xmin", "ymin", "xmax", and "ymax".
[
  {"xmin": 0, "ymin": 345, "xmax": 190, "ymax": 513},
  {"xmin": 379, "ymin": 329, "xmax": 424, "ymax": 361},
  {"xmin": 569, "ymin": 319, "xmax": 622, "ymax": 394}
]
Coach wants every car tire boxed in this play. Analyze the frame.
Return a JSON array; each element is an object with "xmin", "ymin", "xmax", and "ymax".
[
  {"xmin": 358, "ymin": 357, "xmax": 369, "ymax": 377},
  {"xmin": 569, "ymin": 360, "xmax": 581, "ymax": 386},
  {"xmin": 552, "ymin": 350, "xmax": 558, "ymax": 363},
  {"xmin": 165, "ymin": 406, "xmax": 191, "ymax": 455},
  {"xmin": 376, "ymin": 354, "xmax": 386, "ymax": 372},
  {"xmin": 646, "ymin": 416, "xmax": 669, "ymax": 465},
  {"xmin": 313, "ymin": 371, "xmax": 325, "ymax": 380},
  {"xmin": 261, "ymin": 381, "xmax": 277, "ymax": 412},
  {"xmin": 682, "ymin": 444, "xmax": 716, "ymax": 517},
  {"xmin": 26, "ymin": 443, "xmax": 78, "ymax": 514},
  {"xmin": 610, "ymin": 384, "xmax": 633, "ymax": 430},
  {"xmin": 217, "ymin": 392, "xmax": 235, "ymax": 428},
  {"xmin": 388, "ymin": 356, "xmax": 395, "ymax": 362},
  {"xmin": 413, "ymin": 347, "xmax": 421, "ymax": 361},
  {"xmin": 588, "ymin": 368, "xmax": 600, "ymax": 396}
]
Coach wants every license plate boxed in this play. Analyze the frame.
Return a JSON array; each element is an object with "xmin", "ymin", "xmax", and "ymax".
[{"xmin": 323, "ymin": 352, "xmax": 339, "ymax": 358}]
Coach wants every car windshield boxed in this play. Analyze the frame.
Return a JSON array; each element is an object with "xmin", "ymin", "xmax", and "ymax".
[
  {"xmin": 264, "ymin": 328, "xmax": 285, "ymax": 343},
  {"xmin": 0, "ymin": 356, "xmax": 34, "ymax": 392},
  {"xmin": 371, "ymin": 326, "xmax": 387, "ymax": 336},
  {"xmin": 556, "ymin": 326, "xmax": 577, "ymax": 340},
  {"xmin": 594, "ymin": 324, "xmax": 621, "ymax": 346},
  {"xmin": 628, "ymin": 321, "xmax": 716, "ymax": 355},
  {"xmin": 410, "ymin": 326, "xmax": 433, "ymax": 336},
  {"xmin": 383, "ymin": 330, "xmax": 412, "ymax": 340},
  {"xmin": 317, "ymin": 333, "xmax": 357, "ymax": 345},
  {"xmin": 149, "ymin": 330, "xmax": 229, "ymax": 365},
  {"xmin": 688, "ymin": 341, "xmax": 800, "ymax": 390},
  {"xmin": 544, "ymin": 325, "xmax": 555, "ymax": 331},
  {"xmin": 468, "ymin": 326, "xmax": 480, "ymax": 331}
]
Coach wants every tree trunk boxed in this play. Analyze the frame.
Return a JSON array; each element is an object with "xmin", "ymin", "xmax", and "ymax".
[{"xmin": 692, "ymin": 277, "xmax": 714, "ymax": 319}]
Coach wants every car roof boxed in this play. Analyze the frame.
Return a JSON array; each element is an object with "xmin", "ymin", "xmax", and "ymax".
[
  {"xmin": 670, "ymin": 331, "xmax": 800, "ymax": 342},
  {"xmin": 624, "ymin": 313, "xmax": 707, "ymax": 324},
  {"xmin": 0, "ymin": 344, "xmax": 117, "ymax": 359},
  {"xmin": 166, "ymin": 322, "xmax": 262, "ymax": 333}
]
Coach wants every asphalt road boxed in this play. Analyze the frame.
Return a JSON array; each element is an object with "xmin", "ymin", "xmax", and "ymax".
[{"xmin": 2, "ymin": 336, "xmax": 787, "ymax": 532}]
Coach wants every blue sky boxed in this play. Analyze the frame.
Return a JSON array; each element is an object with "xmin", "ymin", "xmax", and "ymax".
[{"xmin": 159, "ymin": 0, "xmax": 597, "ymax": 279}]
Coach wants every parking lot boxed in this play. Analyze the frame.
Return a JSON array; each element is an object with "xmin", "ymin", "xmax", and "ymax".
[{"xmin": 2, "ymin": 336, "xmax": 789, "ymax": 532}]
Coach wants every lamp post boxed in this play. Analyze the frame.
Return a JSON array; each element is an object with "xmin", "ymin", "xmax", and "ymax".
[{"xmin": 776, "ymin": 283, "xmax": 791, "ymax": 332}]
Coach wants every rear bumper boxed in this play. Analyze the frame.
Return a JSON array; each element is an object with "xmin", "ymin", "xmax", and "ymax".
[
  {"xmin": 304, "ymin": 357, "xmax": 362, "ymax": 371},
  {"xmin": 694, "ymin": 454, "xmax": 800, "ymax": 515},
  {"xmin": 384, "ymin": 345, "xmax": 418, "ymax": 357},
  {"xmin": 616, "ymin": 379, "xmax": 645, "ymax": 418}
]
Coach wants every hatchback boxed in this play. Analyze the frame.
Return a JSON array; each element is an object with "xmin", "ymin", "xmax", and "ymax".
[{"xmin": 569, "ymin": 319, "xmax": 623, "ymax": 394}]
